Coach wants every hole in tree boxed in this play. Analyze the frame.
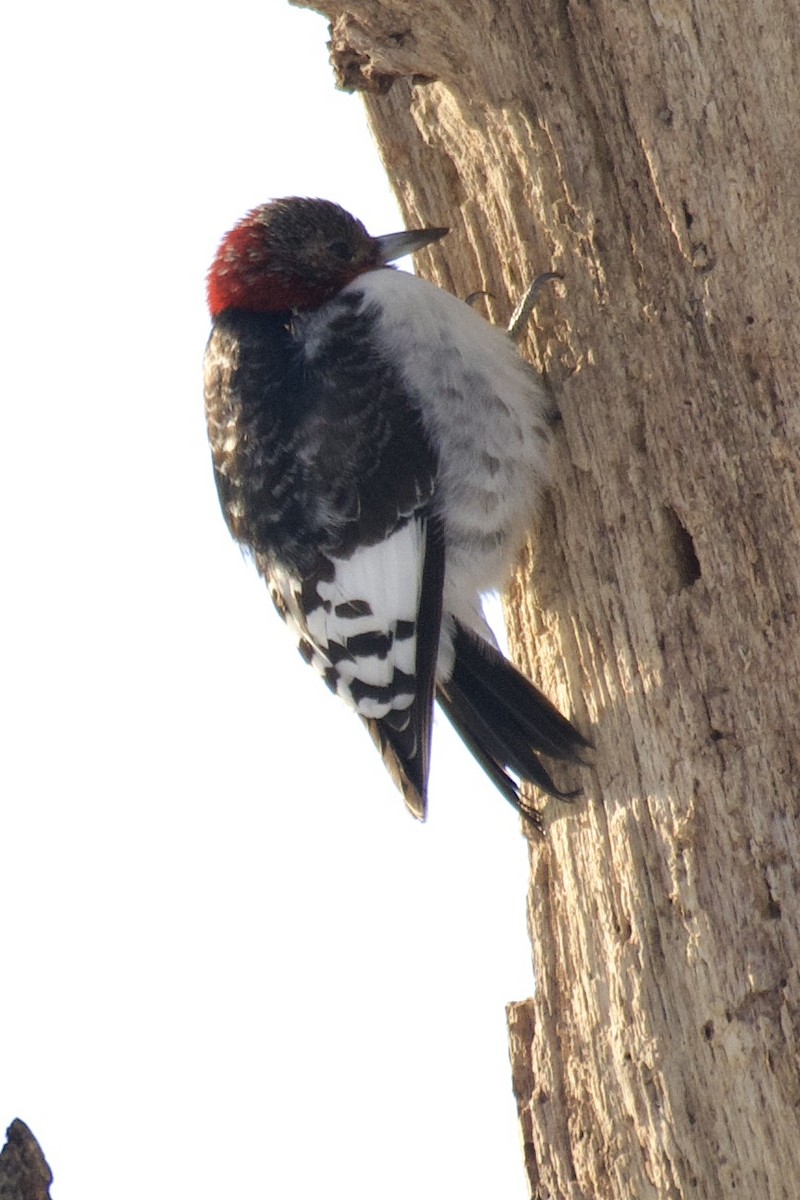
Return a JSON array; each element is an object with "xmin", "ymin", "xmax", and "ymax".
[{"xmin": 662, "ymin": 505, "xmax": 701, "ymax": 590}]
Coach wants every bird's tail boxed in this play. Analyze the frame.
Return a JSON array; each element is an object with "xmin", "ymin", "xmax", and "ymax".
[{"xmin": 436, "ymin": 620, "xmax": 591, "ymax": 831}]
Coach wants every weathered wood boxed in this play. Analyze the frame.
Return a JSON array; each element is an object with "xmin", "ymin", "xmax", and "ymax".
[
  {"xmin": 0, "ymin": 1121, "xmax": 52, "ymax": 1200},
  {"xmin": 293, "ymin": 1, "xmax": 800, "ymax": 1195}
]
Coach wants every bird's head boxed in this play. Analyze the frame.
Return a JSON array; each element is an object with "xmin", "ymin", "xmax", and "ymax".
[{"xmin": 206, "ymin": 197, "xmax": 448, "ymax": 318}]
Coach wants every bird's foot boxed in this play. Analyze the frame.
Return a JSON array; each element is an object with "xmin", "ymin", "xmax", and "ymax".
[{"xmin": 507, "ymin": 272, "xmax": 564, "ymax": 342}]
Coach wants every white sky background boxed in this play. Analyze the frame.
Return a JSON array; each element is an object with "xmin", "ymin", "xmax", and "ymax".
[{"xmin": 2, "ymin": 3, "xmax": 538, "ymax": 1197}]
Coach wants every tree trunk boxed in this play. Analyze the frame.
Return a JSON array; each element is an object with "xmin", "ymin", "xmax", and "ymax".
[{"xmin": 294, "ymin": 0, "xmax": 800, "ymax": 1195}]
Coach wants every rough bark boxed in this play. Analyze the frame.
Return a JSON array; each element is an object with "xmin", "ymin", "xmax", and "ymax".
[
  {"xmin": 0, "ymin": 1121, "xmax": 52, "ymax": 1200},
  {"xmin": 293, "ymin": 1, "xmax": 800, "ymax": 1196}
]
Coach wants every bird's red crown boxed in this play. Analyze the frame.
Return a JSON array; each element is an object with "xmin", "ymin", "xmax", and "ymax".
[{"xmin": 206, "ymin": 197, "xmax": 448, "ymax": 318}]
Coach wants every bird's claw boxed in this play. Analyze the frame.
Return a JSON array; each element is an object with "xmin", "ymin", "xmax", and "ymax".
[
  {"xmin": 507, "ymin": 272, "xmax": 564, "ymax": 342},
  {"xmin": 464, "ymin": 289, "xmax": 495, "ymax": 309}
]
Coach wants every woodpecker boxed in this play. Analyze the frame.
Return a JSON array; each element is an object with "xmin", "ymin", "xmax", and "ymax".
[{"xmin": 204, "ymin": 197, "xmax": 589, "ymax": 828}]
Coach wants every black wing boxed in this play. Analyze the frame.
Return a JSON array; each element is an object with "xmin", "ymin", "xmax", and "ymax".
[{"xmin": 204, "ymin": 298, "xmax": 444, "ymax": 816}]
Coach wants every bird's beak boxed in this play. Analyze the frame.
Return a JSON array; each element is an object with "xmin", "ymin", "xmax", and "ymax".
[{"xmin": 373, "ymin": 225, "xmax": 449, "ymax": 264}]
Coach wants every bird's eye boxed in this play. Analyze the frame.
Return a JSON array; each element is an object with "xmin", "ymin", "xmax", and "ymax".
[{"xmin": 329, "ymin": 240, "xmax": 354, "ymax": 261}]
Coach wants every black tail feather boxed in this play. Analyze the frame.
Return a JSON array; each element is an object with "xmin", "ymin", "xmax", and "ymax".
[{"xmin": 437, "ymin": 621, "xmax": 590, "ymax": 828}]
